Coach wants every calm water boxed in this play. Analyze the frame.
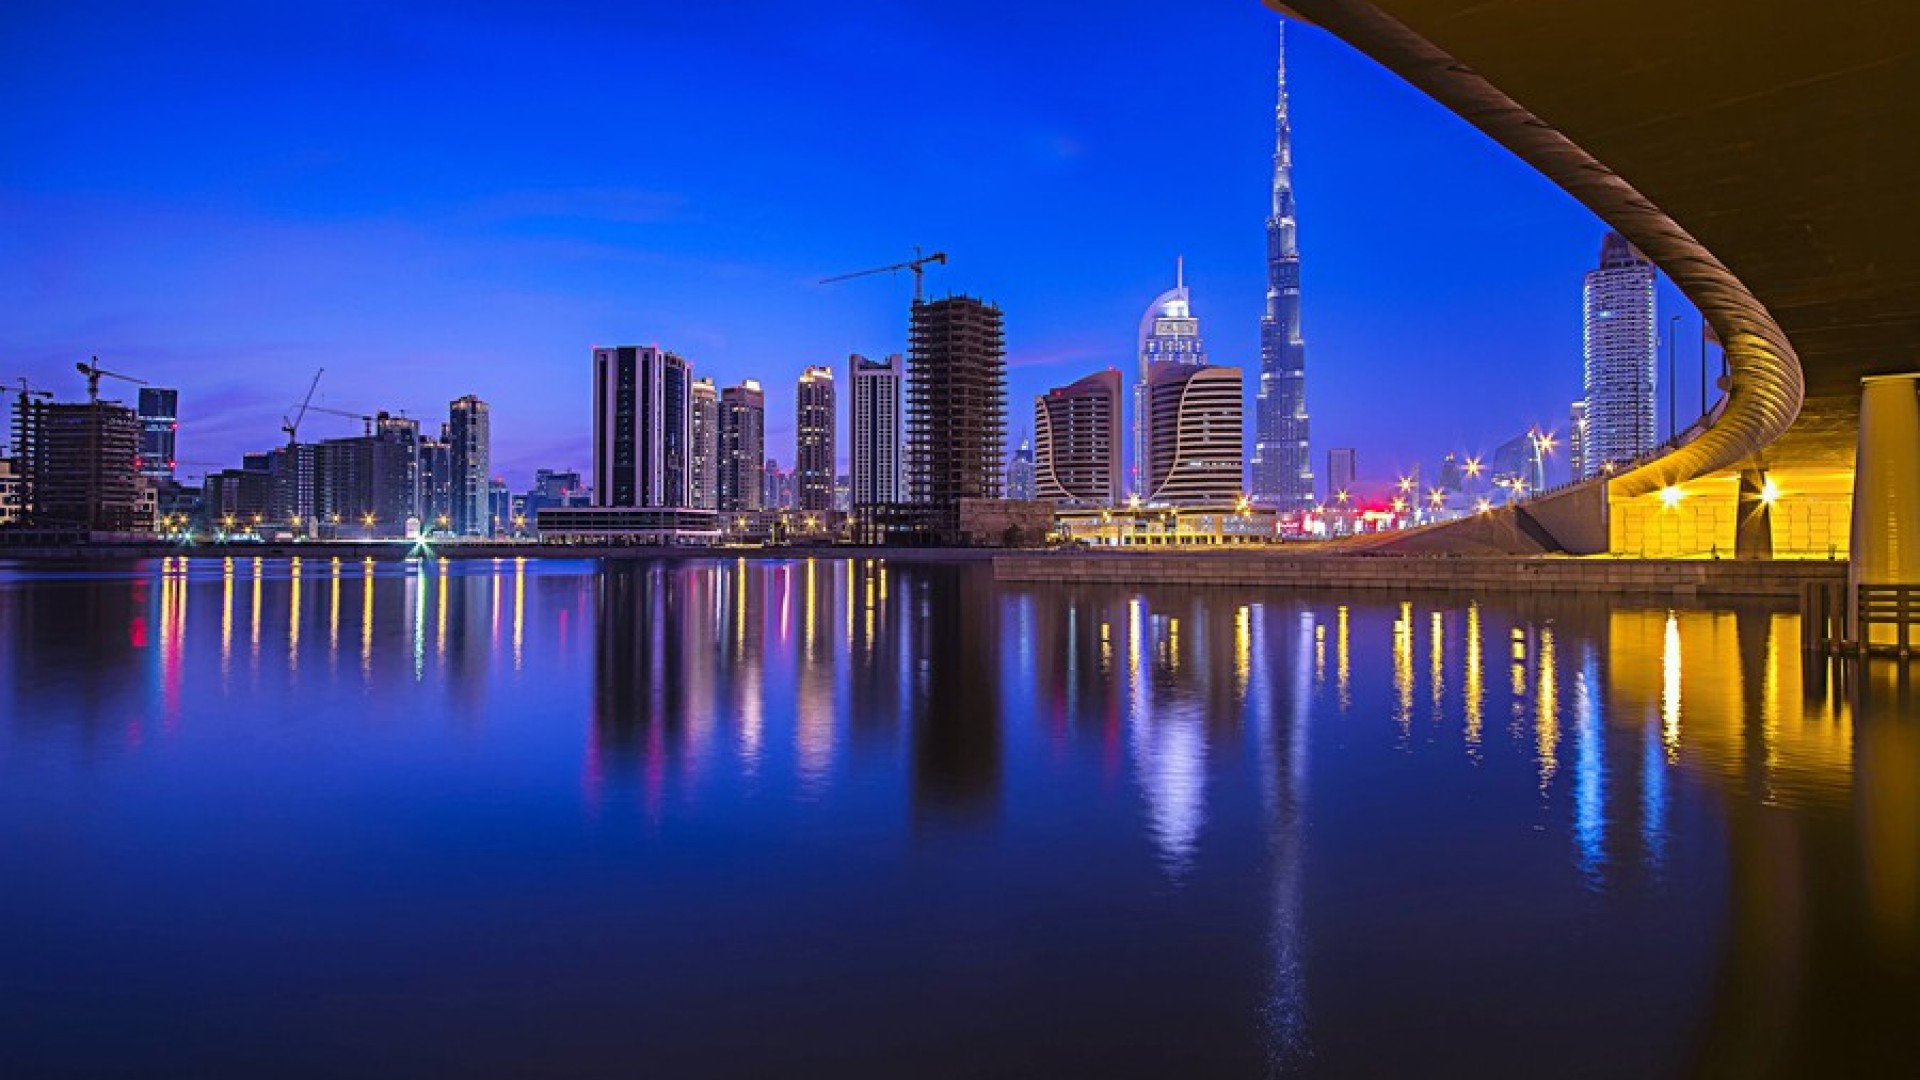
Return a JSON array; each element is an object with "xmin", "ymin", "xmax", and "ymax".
[{"xmin": 1, "ymin": 556, "xmax": 1915, "ymax": 1078}]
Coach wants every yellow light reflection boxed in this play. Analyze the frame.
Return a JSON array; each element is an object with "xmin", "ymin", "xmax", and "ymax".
[
  {"xmin": 249, "ymin": 557, "xmax": 263, "ymax": 668},
  {"xmin": 361, "ymin": 559, "xmax": 375, "ymax": 679},
  {"xmin": 1429, "ymin": 610, "xmax": 1444, "ymax": 716},
  {"xmin": 1536, "ymin": 626, "xmax": 1559, "ymax": 788},
  {"xmin": 329, "ymin": 558, "xmax": 341, "ymax": 664},
  {"xmin": 220, "ymin": 557, "xmax": 234, "ymax": 677},
  {"xmin": 1662, "ymin": 611, "xmax": 1682, "ymax": 762},
  {"xmin": 436, "ymin": 559, "xmax": 449, "ymax": 663},
  {"xmin": 1464, "ymin": 603, "xmax": 1483, "ymax": 754},
  {"xmin": 1336, "ymin": 605, "xmax": 1350, "ymax": 711},
  {"xmin": 1393, "ymin": 601, "xmax": 1413, "ymax": 740},
  {"xmin": 288, "ymin": 557, "xmax": 302, "ymax": 674},
  {"xmin": 512, "ymin": 558, "xmax": 526, "ymax": 670}
]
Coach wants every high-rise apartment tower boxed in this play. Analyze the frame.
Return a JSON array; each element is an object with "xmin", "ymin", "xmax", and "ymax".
[
  {"xmin": 719, "ymin": 380, "xmax": 765, "ymax": 513},
  {"xmin": 591, "ymin": 346, "xmax": 690, "ymax": 512},
  {"xmin": 1581, "ymin": 232, "xmax": 1658, "ymax": 476},
  {"xmin": 850, "ymin": 353, "xmax": 903, "ymax": 509},
  {"xmin": 795, "ymin": 366, "xmax": 836, "ymax": 513}
]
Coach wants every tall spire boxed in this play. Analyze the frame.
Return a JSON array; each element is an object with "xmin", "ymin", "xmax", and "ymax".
[
  {"xmin": 1271, "ymin": 21, "xmax": 1296, "ymax": 238},
  {"xmin": 1251, "ymin": 20, "xmax": 1312, "ymax": 511}
]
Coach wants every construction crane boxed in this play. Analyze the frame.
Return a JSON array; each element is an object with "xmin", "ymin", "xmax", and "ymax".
[
  {"xmin": 282, "ymin": 368, "xmax": 324, "ymax": 447},
  {"xmin": 2, "ymin": 376, "xmax": 53, "ymax": 402},
  {"xmin": 306, "ymin": 403, "xmax": 380, "ymax": 436},
  {"xmin": 76, "ymin": 356, "xmax": 147, "ymax": 403},
  {"xmin": 820, "ymin": 247, "xmax": 949, "ymax": 305}
]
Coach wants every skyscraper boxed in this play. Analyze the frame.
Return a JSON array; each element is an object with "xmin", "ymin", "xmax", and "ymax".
[
  {"xmin": 1143, "ymin": 364, "xmax": 1245, "ymax": 506},
  {"xmin": 1568, "ymin": 400, "xmax": 1588, "ymax": 480},
  {"xmin": 1136, "ymin": 259, "xmax": 1206, "ymax": 498},
  {"xmin": 850, "ymin": 352, "xmax": 903, "ymax": 509},
  {"xmin": 1035, "ymin": 369, "xmax": 1123, "ymax": 507},
  {"xmin": 1006, "ymin": 437, "xmax": 1035, "ymax": 501},
  {"xmin": 719, "ymin": 380, "xmax": 765, "ymax": 513},
  {"xmin": 1325, "ymin": 447, "xmax": 1356, "ymax": 502},
  {"xmin": 795, "ymin": 366, "xmax": 836, "ymax": 513},
  {"xmin": 448, "ymin": 394, "xmax": 490, "ymax": 535},
  {"xmin": 1581, "ymin": 232, "xmax": 1657, "ymax": 476},
  {"xmin": 906, "ymin": 296, "xmax": 1005, "ymax": 509},
  {"xmin": 592, "ymin": 346, "xmax": 691, "ymax": 511},
  {"xmin": 1251, "ymin": 24, "xmax": 1313, "ymax": 511},
  {"xmin": 690, "ymin": 376, "xmax": 719, "ymax": 510},
  {"xmin": 136, "ymin": 387, "xmax": 178, "ymax": 480}
]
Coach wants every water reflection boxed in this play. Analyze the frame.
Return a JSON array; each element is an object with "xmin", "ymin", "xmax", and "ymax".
[{"xmin": 0, "ymin": 559, "xmax": 1914, "ymax": 1077}]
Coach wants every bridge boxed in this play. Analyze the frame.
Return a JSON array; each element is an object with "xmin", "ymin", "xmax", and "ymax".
[{"xmin": 1270, "ymin": 0, "xmax": 1918, "ymax": 565}]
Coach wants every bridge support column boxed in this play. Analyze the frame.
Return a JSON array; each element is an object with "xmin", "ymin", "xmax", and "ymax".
[
  {"xmin": 1849, "ymin": 374, "xmax": 1920, "ymax": 643},
  {"xmin": 1736, "ymin": 468, "xmax": 1773, "ymax": 560}
]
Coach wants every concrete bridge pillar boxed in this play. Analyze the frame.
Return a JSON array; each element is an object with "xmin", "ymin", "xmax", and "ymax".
[
  {"xmin": 1849, "ymin": 374, "xmax": 1920, "ymax": 643},
  {"xmin": 1736, "ymin": 468, "xmax": 1773, "ymax": 560}
]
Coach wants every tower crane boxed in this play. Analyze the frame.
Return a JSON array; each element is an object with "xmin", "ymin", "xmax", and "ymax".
[
  {"xmin": 283, "ymin": 368, "xmax": 324, "ymax": 447},
  {"xmin": 820, "ymin": 247, "xmax": 949, "ymax": 305},
  {"xmin": 2, "ymin": 377, "xmax": 54, "ymax": 403},
  {"xmin": 305, "ymin": 403, "xmax": 380, "ymax": 437},
  {"xmin": 76, "ymin": 356, "xmax": 147, "ymax": 403}
]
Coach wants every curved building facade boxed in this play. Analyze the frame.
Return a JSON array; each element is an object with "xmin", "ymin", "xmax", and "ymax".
[
  {"xmin": 1035, "ymin": 369, "xmax": 1123, "ymax": 507},
  {"xmin": 1145, "ymin": 364, "xmax": 1245, "ymax": 506}
]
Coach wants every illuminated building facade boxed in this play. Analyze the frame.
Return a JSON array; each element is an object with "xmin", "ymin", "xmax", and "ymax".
[
  {"xmin": 592, "ymin": 347, "xmax": 690, "ymax": 512},
  {"xmin": 796, "ymin": 366, "xmax": 835, "ymax": 513},
  {"xmin": 136, "ymin": 387, "xmax": 178, "ymax": 480},
  {"xmin": 1144, "ymin": 363, "xmax": 1244, "ymax": 505},
  {"xmin": 719, "ymin": 380, "xmax": 765, "ymax": 513},
  {"xmin": 1582, "ymin": 232, "xmax": 1657, "ymax": 476},
  {"xmin": 449, "ymin": 394, "xmax": 491, "ymax": 534},
  {"xmin": 1251, "ymin": 25, "xmax": 1313, "ymax": 511},
  {"xmin": 1035, "ymin": 369, "xmax": 1123, "ymax": 507},
  {"xmin": 690, "ymin": 376, "xmax": 719, "ymax": 510},
  {"xmin": 1136, "ymin": 259, "xmax": 1205, "ymax": 497},
  {"xmin": 850, "ymin": 353, "xmax": 903, "ymax": 509}
]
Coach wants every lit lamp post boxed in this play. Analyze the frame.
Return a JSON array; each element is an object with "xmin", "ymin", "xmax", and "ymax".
[{"xmin": 362, "ymin": 512, "xmax": 376, "ymax": 539}]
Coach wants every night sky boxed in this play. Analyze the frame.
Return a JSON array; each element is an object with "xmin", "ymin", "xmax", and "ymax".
[{"xmin": 1, "ymin": 0, "xmax": 1702, "ymax": 496}]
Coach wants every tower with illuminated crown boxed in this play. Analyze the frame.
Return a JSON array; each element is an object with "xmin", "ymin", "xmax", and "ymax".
[
  {"xmin": 1134, "ymin": 257, "xmax": 1206, "ymax": 499},
  {"xmin": 1251, "ymin": 23, "xmax": 1312, "ymax": 510}
]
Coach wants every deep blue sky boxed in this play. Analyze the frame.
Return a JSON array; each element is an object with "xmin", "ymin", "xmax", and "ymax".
[{"xmin": 1, "ymin": 0, "xmax": 1700, "ymax": 495}]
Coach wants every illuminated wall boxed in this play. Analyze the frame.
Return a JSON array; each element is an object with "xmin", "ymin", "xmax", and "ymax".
[{"xmin": 1609, "ymin": 475, "xmax": 1737, "ymax": 557}]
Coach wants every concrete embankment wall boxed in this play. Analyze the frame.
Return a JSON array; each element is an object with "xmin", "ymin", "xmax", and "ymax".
[{"xmin": 993, "ymin": 552, "xmax": 1847, "ymax": 599}]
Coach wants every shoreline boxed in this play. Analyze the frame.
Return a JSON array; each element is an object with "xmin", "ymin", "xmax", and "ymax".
[{"xmin": 0, "ymin": 540, "xmax": 1006, "ymax": 564}]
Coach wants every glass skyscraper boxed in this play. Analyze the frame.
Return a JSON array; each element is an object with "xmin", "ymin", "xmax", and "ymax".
[{"xmin": 1581, "ymin": 232, "xmax": 1657, "ymax": 476}]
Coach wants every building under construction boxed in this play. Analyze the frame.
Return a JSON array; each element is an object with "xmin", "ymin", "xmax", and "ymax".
[
  {"xmin": 889, "ymin": 295, "xmax": 1007, "ymax": 542},
  {"xmin": 10, "ymin": 399, "xmax": 152, "ymax": 533}
]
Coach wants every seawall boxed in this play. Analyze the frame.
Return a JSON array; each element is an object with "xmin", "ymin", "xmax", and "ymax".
[{"xmin": 992, "ymin": 551, "xmax": 1847, "ymax": 599}]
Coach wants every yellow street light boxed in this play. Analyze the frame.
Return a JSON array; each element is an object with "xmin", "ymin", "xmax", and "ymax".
[
  {"xmin": 1464, "ymin": 457, "xmax": 1483, "ymax": 478},
  {"xmin": 1759, "ymin": 478, "xmax": 1781, "ymax": 505},
  {"xmin": 1397, "ymin": 476, "xmax": 1414, "ymax": 494},
  {"xmin": 1659, "ymin": 486, "xmax": 1685, "ymax": 509}
]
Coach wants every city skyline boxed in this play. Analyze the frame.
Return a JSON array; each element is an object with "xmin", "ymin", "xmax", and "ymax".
[{"xmin": 0, "ymin": 1, "xmax": 1704, "ymax": 494}]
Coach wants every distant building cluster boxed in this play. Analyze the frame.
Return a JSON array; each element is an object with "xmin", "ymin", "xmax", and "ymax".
[{"xmin": 0, "ymin": 23, "xmax": 1678, "ymax": 549}]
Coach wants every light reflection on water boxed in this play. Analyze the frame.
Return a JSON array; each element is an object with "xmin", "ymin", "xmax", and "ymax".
[{"xmin": 0, "ymin": 556, "xmax": 1914, "ymax": 1078}]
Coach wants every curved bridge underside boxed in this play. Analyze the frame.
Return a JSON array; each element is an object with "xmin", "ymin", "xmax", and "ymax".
[{"xmin": 1272, "ymin": 0, "xmax": 1920, "ymax": 546}]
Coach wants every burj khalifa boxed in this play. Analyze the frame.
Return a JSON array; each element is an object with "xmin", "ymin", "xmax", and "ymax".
[{"xmin": 1251, "ymin": 23, "xmax": 1313, "ymax": 511}]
